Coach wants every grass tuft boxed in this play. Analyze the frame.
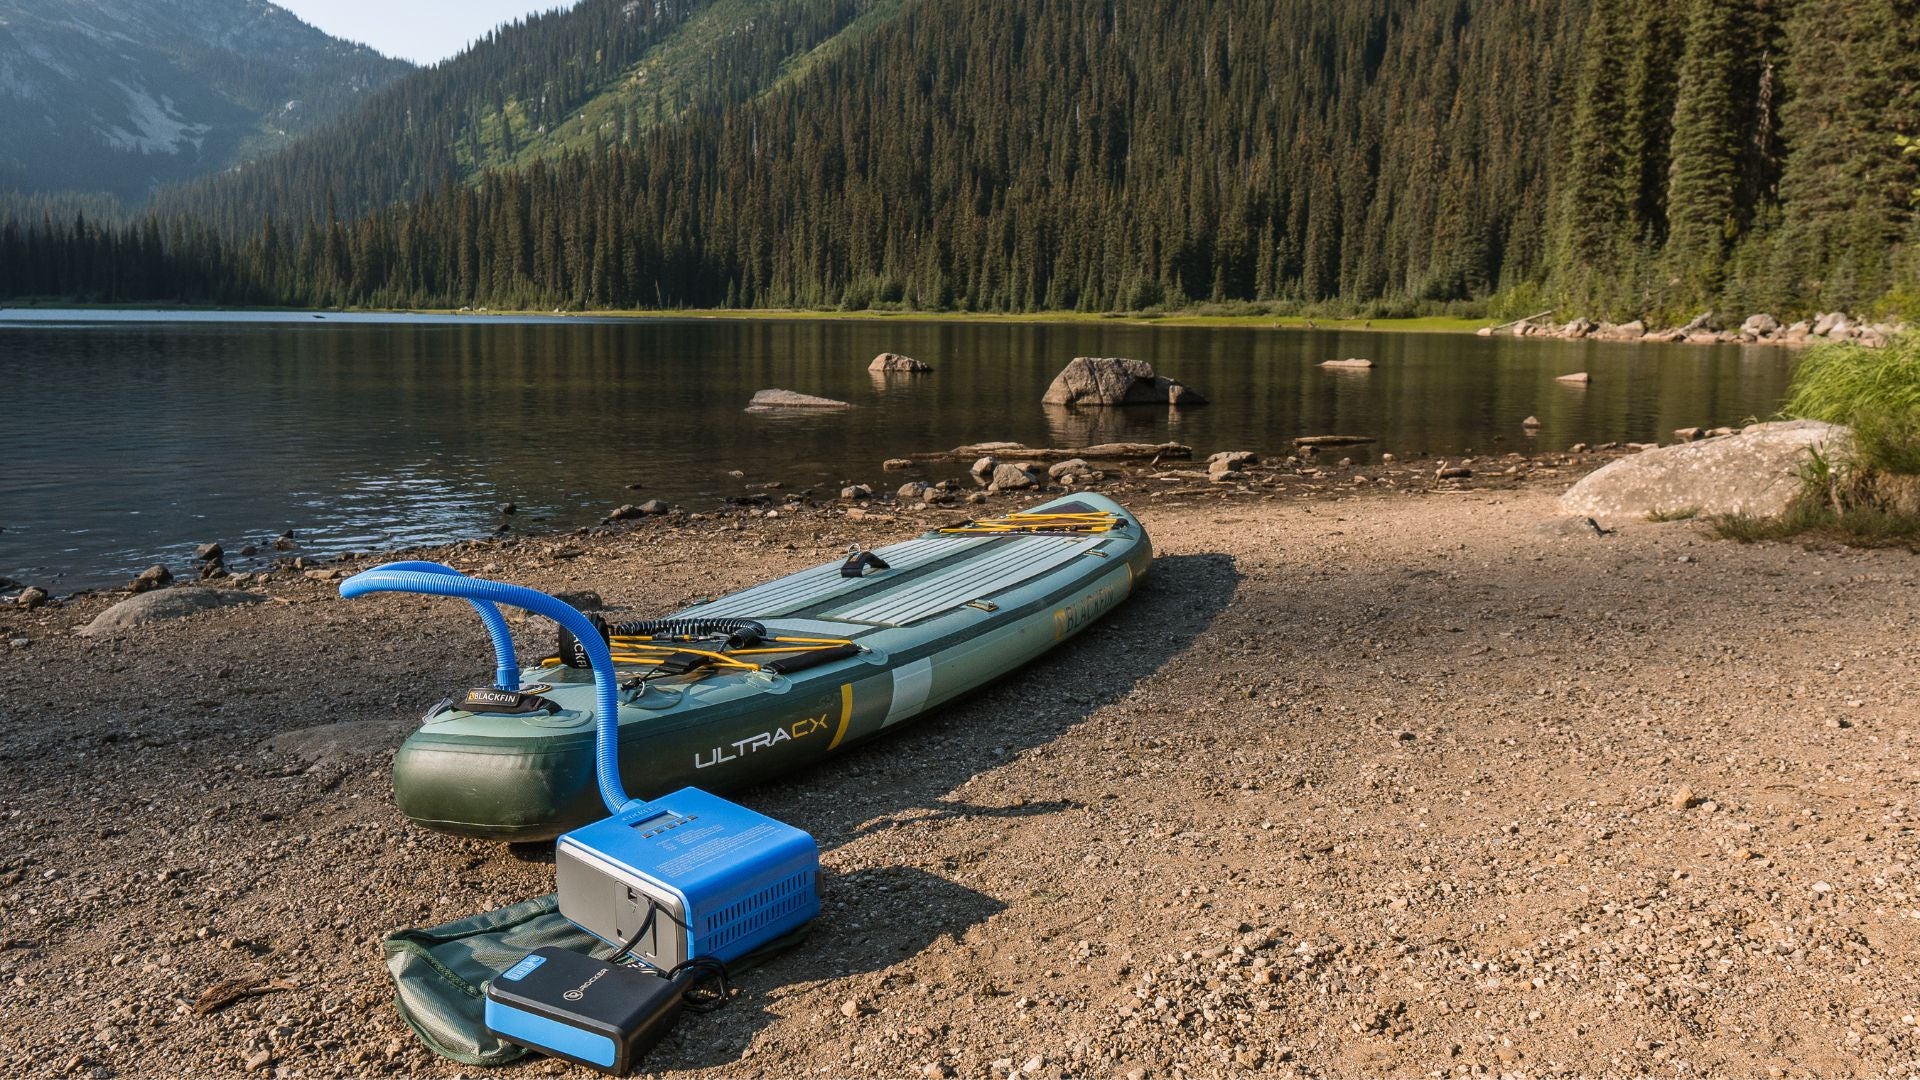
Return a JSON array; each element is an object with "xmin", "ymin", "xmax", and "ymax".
[
  {"xmin": 1720, "ymin": 333, "xmax": 1920, "ymax": 549},
  {"xmin": 1782, "ymin": 335, "xmax": 1920, "ymax": 475},
  {"xmin": 1647, "ymin": 506, "xmax": 1700, "ymax": 522},
  {"xmin": 1713, "ymin": 501, "xmax": 1920, "ymax": 550}
]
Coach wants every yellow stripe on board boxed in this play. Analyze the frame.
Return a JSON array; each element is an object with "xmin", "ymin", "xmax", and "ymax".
[{"xmin": 828, "ymin": 683, "xmax": 854, "ymax": 750}]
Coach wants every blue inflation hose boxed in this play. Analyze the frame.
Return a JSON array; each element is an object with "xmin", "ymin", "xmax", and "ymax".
[
  {"xmin": 365, "ymin": 561, "xmax": 521, "ymax": 691},
  {"xmin": 339, "ymin": 563, "xmax": 640, "ymax": 815}
]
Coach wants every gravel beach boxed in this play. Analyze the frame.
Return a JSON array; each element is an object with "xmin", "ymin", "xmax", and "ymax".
[{"xmin": 4, "ymin": 459, "xmax": 1918, "ymax": 1079}]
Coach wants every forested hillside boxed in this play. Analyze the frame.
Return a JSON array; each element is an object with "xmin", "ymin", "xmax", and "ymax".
[
  {"xmin": 6, "ymin": 0, "xmax": 1917, "ymax": 320},
  {"xmin": 151, "ymin": 0, "xmax": 902, "ymax": 231},
  {"xmin": 0, "ymin": 0, "xmax": 409, "ymax": 201}
]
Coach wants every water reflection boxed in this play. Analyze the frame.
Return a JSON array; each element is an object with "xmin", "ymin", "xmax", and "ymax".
[{"xmin": 0, "ymin": 313, "xmax": 1796, "ymax": 588}]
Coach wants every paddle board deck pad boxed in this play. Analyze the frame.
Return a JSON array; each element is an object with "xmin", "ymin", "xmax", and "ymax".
[{"xmin": 387, "ymin": 493, "xmax": 1151, "ymax": 840}]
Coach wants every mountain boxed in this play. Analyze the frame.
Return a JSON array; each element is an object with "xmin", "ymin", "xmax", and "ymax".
[
  {"xmin": 153, "ymin": 0, "xmax": 902, "ymax": 232},
  {"xmin": 0, "ymin": 0, "xmax": 410, "ymax": 201}
]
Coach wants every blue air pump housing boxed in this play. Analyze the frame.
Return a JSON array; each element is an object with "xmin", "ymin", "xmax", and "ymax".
[{"xmin": 555, "ymin": 787, "xmax": 820, "ymax": 968}]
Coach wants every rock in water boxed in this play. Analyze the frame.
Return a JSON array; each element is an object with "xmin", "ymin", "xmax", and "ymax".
[
  {"xmin": 1319, "ymin": 358, "xmax": 1374, "ymax": 369},
  {"xmin": 868, "ymin": 353, "xmax": 931, "ymax": 373},
  {"xmin": 745, "ymin": 389, "xmax": 854, "ymax": 411},
  {"xmin": 79, "ymin": 587, "xmax": 266, "ymax": 636},
  {"xmin": 1559, "ymin": 420, "xmax": 1848, "ymax": 524},
  {"xmin": 1557, "ymin": 372, "xmax": 1591, "ymax": 385},
  {"xmin": 1041, "ymin": 357, "xmax": 1207, "ymax": 407}
]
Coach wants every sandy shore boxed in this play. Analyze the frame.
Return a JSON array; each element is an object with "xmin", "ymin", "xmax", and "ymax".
[{"xmin": 4, "ymin": 462, "xmax": 1918, "ymax": 1079}]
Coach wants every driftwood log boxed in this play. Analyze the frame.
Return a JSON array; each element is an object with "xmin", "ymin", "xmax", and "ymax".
[{"xmin": 907, "ymin": 442, "xmax": 1192, "ymax": 462}]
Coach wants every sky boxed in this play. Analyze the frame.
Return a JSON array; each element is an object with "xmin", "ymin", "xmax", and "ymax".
[{"xmin": 276, "ymin": 1, "xmax": 575, "ymax": 65}]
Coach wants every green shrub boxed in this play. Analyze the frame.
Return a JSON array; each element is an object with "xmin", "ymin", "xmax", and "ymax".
[{"xmin": 1782, "ymin": 334, "xmax": 1920, "ymax": 476}]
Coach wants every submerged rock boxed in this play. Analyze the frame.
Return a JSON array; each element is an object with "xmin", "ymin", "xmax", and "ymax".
[
  {"xmin": 1559, "ymin": 419, "xmax": 1848, "ymax": 524},
  {"xmin": 79, "ymin": 587, "xmax": 266, "ymax": 636},
  {"xmin": 746, "ymin": 389, "xmax": 854, "ymax": 411},
  {"xmin": 1041, "ymin": 357, "xmax": 1207, "ymax": 407},
  {"xmin": 1319, "ymin": 358, "xmax": 1374, "ymax": 369}
]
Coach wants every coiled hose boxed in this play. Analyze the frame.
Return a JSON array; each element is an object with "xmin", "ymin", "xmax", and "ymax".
[
  {"xmin": 339, "ymin": 562, "xmax": 640, "ymax": 815},
  {"xmin": 558, "ymin": 616, "xmax": 768, "ymax": 668}
]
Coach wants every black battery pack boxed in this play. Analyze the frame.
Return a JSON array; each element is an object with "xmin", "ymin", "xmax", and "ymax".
[{"xmin": 484, "ymin": 947, "xmax": 684, "ymax": 1075}]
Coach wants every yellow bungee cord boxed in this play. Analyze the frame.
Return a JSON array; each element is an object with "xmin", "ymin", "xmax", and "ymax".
[{"xmin": 939, "ymin": 510, "xmax": 1122, "ymax": 535}]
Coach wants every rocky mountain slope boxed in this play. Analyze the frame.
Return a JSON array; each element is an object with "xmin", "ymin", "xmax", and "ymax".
[{"xmin": 0, "ymin": 0, "xmax": 409, "ymax": 200}]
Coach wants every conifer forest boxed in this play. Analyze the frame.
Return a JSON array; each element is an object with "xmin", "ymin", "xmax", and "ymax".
[{"xmin": 2, "ymin": 0, "xmax": 1915, "ymax": 320}]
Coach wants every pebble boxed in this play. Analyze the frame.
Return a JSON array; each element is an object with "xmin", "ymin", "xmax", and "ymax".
[
  {"xmin": 8, "ymin": 637, "xmax": 27, "ymax": 649},
  {"xmin": 1669, "ymin": 786, "xmax": 1696, "ymax": 810},
  {"xmin": 245, "ymin": 1050, "xmax": 272, "ymax": 1072},
  {"xmin": 840, "ymin": 998, "xmax": 863, "ymax": 1018}
]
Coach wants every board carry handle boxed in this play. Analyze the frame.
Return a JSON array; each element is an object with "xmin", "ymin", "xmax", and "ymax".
[{"xmin": 339, "ymin": 562, "xmax": 643, "ymax": 816}]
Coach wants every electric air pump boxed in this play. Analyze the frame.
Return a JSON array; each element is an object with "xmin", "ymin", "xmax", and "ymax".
[{"xmin": 341, "ymin": 563, "xmax": 821, "ymax": 1074}]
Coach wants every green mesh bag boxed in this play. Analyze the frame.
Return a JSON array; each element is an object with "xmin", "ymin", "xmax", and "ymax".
[
  {"xmin": 383, "ymin": 893, "xmax": 810, "ymax": 1066},
  {"xmin": 382, "ymin": 894, "xmax": 611, "ymax": 1066}
]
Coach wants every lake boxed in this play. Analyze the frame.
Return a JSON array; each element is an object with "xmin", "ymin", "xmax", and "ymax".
[{"xmin": 0, "ymin": 310, "xmax": 1795, "ymax": 590}]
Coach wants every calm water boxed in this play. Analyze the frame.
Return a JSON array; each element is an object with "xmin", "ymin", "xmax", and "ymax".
[{"xmin": 0, "ymin": 310, "xmax": 1795, "ymax": 590}]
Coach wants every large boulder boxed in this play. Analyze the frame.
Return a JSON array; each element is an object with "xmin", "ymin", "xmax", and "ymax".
[
  {"xmin": 1041, "ymin": 357, "xmax": 1207, "ymax": 407},
  {"xmin": 1559, "ymin": 420, "xmax": 1848, "ymax": 524},
  {"xmin": 79, "ymin": 586, "xmax": 266, "ymax": 637},
  {"xmin": 745, "ymin": 389, "xmax": 853, "ymax": 411},
  {"xmin": 868, "ymin": 353, "xmax": 931, "ymax": 373}
]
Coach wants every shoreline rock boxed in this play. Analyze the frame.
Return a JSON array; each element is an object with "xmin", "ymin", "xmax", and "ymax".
[
  {"xmin": 79, "ymin": 586, "xmax": 268, "ymax": 637},
  {"xmin": 1492, "ymin": 311, "xmax": 1903, "ymax": 349},
  {"xmin": 1559, "ymin": 419, "xmax": 1847, "ymax": 523}
]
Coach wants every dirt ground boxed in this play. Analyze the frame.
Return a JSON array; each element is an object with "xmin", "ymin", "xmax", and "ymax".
[{"xmin": 4, "ymin": 459, "xmax": 1920, "ymax": 1079}]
